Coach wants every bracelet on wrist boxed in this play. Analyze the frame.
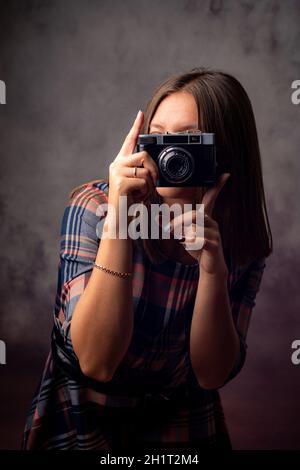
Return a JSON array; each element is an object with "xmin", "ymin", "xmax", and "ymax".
[{"xmin": 93, "ymin": 262, "xmax": 132, "ymax": 279}]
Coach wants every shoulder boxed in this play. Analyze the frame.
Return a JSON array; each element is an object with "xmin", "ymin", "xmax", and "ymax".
[
  {"xmin": 68, "ymin": 179, "xmax": 109, "ymax": 208},
  {"xmin": 68, "ymin": 179, "xmax": 109, "ymax": 215},
  {"xmin": 61, "ymin": 179, "xmax": 109, "ymax": 234}
]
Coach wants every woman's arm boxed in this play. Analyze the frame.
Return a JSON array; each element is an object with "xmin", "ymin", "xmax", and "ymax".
[
  {"xmin": 190, "ymin": 270, "xmax": 240, "ymax": 390},
  {"xmin": 69, "ymin": 111, "xmax": 158, "ymax": 382},
  {"xmin": 175, "ymin": 174, "xmax": 266, "ymax": 390},
  {"xmin": 70, "ymin": 201, "xmax": 134, "ymax": 383},
  {"xmin": 190, "ymin": 258, "xmax": 266, "ymax": 390}
]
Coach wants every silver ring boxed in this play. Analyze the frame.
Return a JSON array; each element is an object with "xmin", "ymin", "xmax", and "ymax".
[{"xmin": 133, "ymin": 167, "xmax": 137, "ymax": 178}]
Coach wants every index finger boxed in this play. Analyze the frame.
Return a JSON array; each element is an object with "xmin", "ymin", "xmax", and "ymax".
[
  {"xmin": 118, "ymin": 110, "xmax": 144, "ymax": 156},
  {"xmin": 162, "ymin": 208, "xmax": 205, "ymax": 238}
]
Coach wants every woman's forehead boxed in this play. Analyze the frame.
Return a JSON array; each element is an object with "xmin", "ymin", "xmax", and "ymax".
[{"xmin": 150, "ymin": 91, "xmax": 199, "ymax": 131}]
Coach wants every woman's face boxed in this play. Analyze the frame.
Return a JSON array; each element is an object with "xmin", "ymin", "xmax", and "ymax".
[{"xmin": 149, "ymin": 91, "xmax": 200, "ymax": 201}]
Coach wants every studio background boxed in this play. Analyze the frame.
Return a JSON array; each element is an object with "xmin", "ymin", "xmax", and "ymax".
[{"xmin": 0, "ymin": 0, "xmax": 299, "ymax": 450}]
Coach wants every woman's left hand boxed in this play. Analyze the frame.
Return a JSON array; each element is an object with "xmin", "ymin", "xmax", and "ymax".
[{"xmin": 166, "ymin": 173, "xmax": 231, "ymax": 277}]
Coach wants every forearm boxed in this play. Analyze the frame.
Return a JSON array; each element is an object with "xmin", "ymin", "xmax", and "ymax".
[
  {"xmin": 190, "ymin": 271, "xmax": 240, "ymax": 389},
  {"xmin": 70, "ymin": 207, "xmax": 134, "ymax": 382}
]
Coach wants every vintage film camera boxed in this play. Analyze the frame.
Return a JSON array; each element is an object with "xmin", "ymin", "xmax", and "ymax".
[{"xmin": 136, "ymin": 132, "xmax": 218, "ymax": 187}]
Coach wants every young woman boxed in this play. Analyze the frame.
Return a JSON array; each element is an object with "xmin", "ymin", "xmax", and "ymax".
[{"xmin": 22, "ymin": 67, "xmax": 272, "ymax": 451}]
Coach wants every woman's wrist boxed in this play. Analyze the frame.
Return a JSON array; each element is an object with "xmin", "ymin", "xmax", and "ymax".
[
  {"xmin": 200, "ymin": 264, "xmax": 229, "ymax": 284},
  {"xmin": 104, "ymin": 193, "xmax": 135, "ymax": 238}
]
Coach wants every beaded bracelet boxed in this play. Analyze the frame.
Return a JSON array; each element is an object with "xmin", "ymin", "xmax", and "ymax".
[{"xmin": 93, "ymin": 262, "xmax": 132, "ymax": 279}]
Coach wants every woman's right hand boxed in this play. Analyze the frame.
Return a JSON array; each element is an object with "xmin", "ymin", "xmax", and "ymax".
[{"xmin": 108, "ymin": 110, "xmax": 159, "ymax": 207}]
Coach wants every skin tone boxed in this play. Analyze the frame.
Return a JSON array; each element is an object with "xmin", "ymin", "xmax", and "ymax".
[
  {"xmin": 149, "ymin": 91, "xmax": 205, "ymax": 263},
  {"xmin": 149, "ymin": 91, "xmax": 240, "ymax": 388},
  {"xmin": 150, "ymin": 91, "xmax": 201, "ymax": 204},
  {"xmin": 70, "ymin": 96, "xmax": 240, "ymax": 389}
]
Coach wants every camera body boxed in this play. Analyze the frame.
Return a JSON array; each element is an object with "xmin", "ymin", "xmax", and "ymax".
[{"xmin": 136, "ymin": 132, "xmax": 218, "ymax": 187}]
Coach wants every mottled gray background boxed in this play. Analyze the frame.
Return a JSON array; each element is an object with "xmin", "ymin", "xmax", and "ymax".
[{"xmin": 0, "ymin": 0, "xmax": 299, "ymax": 450}]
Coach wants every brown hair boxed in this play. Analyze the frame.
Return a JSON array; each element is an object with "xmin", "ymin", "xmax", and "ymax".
[
  {"xmin": 140, "ymin": 67, "xmax": 273, "ymax": 268},
  {"xmin": 69, "ymin": 67, "xmax": 273, "ymax": 269}
]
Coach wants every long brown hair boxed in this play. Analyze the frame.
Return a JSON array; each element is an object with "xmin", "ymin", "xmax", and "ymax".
[
  {"xmin": 140, "ymin": 67, "xmax": 273, "ymax": 268},
  {"xmin": 69, "ymin": 67, "xmax": 273, "ymax": 269}
]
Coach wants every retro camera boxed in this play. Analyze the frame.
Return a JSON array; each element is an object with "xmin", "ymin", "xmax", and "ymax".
[{"xmin": 136, "ymin": 132, "xmax": 218, "ymax": 187}]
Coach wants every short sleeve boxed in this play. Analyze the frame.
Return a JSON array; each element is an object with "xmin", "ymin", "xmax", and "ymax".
[
  {"xmin": 53, "ymin": 181, "xmax": 109, "ymax": 360},
  {"xmin": 219, "ymin": 256, "xmax": 267, "ymax": 387}
]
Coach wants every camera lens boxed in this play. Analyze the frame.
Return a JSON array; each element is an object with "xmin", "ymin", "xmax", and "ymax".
[{"xmin": 158, "ymin": 146, "xmax": 194, "ymax": 183}]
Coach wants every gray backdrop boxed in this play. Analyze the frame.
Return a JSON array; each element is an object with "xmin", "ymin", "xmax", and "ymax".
[{"xmin": 0, "ymin": 0, "xmax": 299, "ymax": 449}]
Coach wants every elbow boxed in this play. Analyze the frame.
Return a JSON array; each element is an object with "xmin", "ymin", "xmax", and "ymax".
[
  {"xmin": 195, "ymin": 376, "xmax": 225, "ymax": 391},
  {"xmin": 191, "ymin": 358, "xmax": 227, "ymax": 390},
  {"xmin": 192, "ymin": 357, "xmax": 241, "ymax": 391},
  {"xmin": 195, "ymin": 370, "xmax": 235, "ymax": 390},
  {"xmin": 80, "ymin": 360, "xmax": 114, "ymax": 383},
  {"xmin": 191, "ymin": 363, "xmax": 226, "ymax": 390},
  {"xmin": 71, "ymin": 329, "xmax": 115, "ymax": 383},
  {"xmin": 195, "ymin": 355, "xmax": 246, "ymax": 391},
  {"xmin": 191, "ymin": 335, "xmax": 246, "ymax": 390}
]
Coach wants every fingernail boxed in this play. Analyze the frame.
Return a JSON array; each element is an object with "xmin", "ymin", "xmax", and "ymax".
[{"xmin": 136, "ymin": 110, "xmax": 142, "ymax": 120}]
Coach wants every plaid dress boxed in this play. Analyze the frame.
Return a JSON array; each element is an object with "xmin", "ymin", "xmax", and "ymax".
[{"xmin": 22, "ymin": 180, "xmax": 266, "ymax": 451}]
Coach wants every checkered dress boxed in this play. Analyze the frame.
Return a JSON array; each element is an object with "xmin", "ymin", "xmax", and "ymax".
[{"xmin": 22, "ymin": 180, "xmax": 266, "ymax": 451}]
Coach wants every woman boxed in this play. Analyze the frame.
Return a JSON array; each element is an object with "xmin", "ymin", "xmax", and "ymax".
[{"xmin": 22, "ymin": 67, "xmax": 272, "ymax": 451}]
